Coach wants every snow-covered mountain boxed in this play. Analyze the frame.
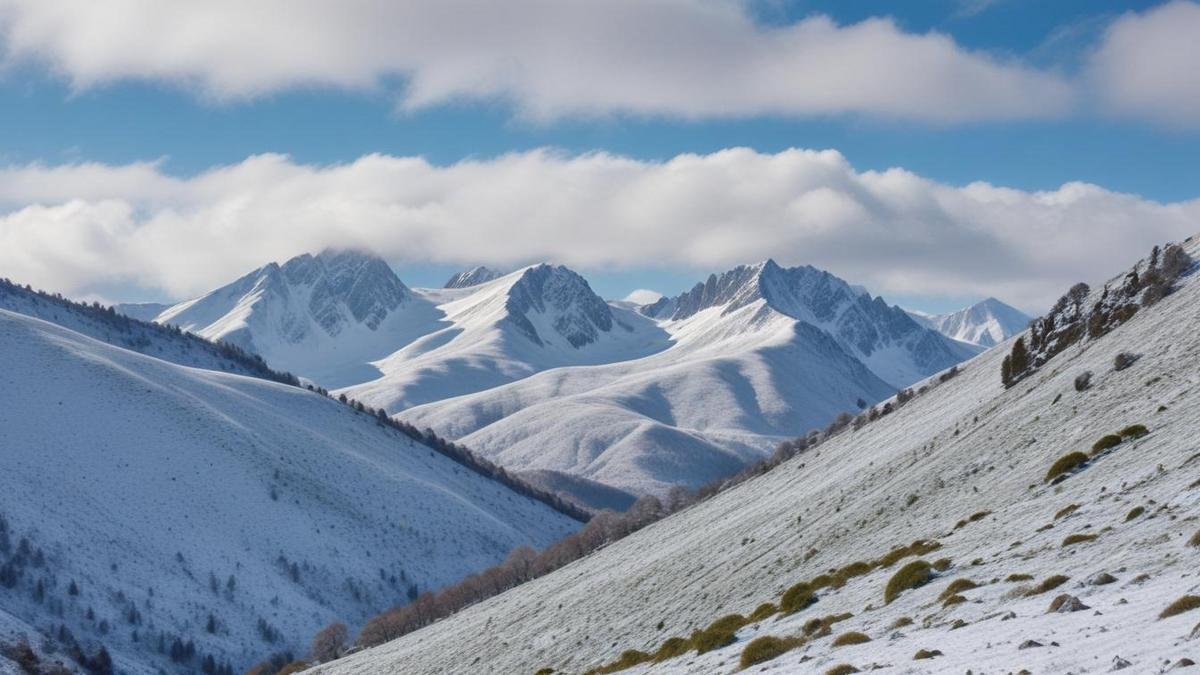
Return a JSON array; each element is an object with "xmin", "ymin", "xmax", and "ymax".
[
  {"xmin": 337, "ymin": 264, "xmax": 670, "ymax": 412},
  {"xmin": 398, "ymin": 260, "xmax": 976, "ymax": 496},
  {"xmin": 0, "ymin": 305, "xmax": 580, "ymax": 673},
  {"xmin": 908, "ymin": 297, "xmax": 1031, "ymax": 347},
  {"xmin": 444, "ymin": 266, "xmax": 504, "ymax": 289},
  {"xmin": 320, "ymin": 238, "xmax": 1200, "ymax": 675},
  {"xmin": 150, "ymin": 249, "xmax": 440, "ymax": 388}
]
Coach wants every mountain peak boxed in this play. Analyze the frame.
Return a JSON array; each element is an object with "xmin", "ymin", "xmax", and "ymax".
[
  {"xmin": 504, "ymin": 264, "xmax": 614, "ymax": 348},
  {"xmin": 445, "ymin": 265, "xmax": 505, "ymax": 288},
  {"xmin": 909, "ymin": 297, "xmax": 1031, "ymax": 347}
]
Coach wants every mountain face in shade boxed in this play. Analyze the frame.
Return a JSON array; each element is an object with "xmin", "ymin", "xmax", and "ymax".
[
  {"xmin": 908, "ymin": 297, "xmax": 1031, "ymax": 347},
  {"xmin": 444, "ymin": 265, "xmax": 505, "ymax": 288}
]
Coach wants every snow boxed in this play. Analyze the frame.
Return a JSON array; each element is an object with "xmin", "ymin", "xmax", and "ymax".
[
  {"xmin": 0, "ymin": 308, "xmax": 578, "ymax": 672},
  {"xmin": 318, "ymin": 237, "xmax": 1200, "ymax": 674},
  {"xmin": 909, "ymin": 297, "xmax": 1032, "ymax": 348},
  {"xmin": 394, "ymin": 261, "xmax": 974, "ymax": 496}
]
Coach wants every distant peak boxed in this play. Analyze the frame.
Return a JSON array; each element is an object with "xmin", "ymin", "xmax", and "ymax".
[{"xmin": 445, "ymin": 265, "xmax": 505, "ymax": 289}]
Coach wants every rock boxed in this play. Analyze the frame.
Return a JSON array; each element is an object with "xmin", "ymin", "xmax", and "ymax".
[
  {"xmin": 1111, "ymin": 656, "xmax": 1132, "ymax": 670},
  {"xmin": 1048, "ymin": 594, "xmax": 1090, "ymax": 613},
  {"xmin": 1000, "ymin": 611, "xmax": 1017, "ymax": 621},
  {"xmin": 1018, "ymin": 640, "xmax": 1043, "ymax": 650},
  {"xmin": 1191, "ymin": 622, "xmax": 1200, "ymax": 640},
  {"xmin": 1170, "ymin": 658, "xmax": 1195, "ymax": 670},
  {"xmin": 1087, "ymin": 572, "xmax": 1118, "ymax": 586}
]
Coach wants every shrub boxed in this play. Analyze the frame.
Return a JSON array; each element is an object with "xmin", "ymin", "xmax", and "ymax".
[
  {"xmin": 276, "ymin": 663, "xmax": 310, "ymax": 675},
  {"xmin": 1027, "ymin": 575, "xmax": 1070, "ymax": 595},
  {"xmin": 535, "ymin": 669, "xmax": 555, "ymax": 675},
  {"xmin": 939, "ymin": 578, "xmax": 978, "ymax": 600},
  {"xmin": 884, "ymin": 560, "xmax": 932, "ymax": 604},
  {"xmin": 1189, "ymin": 530, "xmax": 1200, "ymax": 548},
  {"xmin": 1125, "ymin": 506, "xmax": 1145, "ymax": 521},
  {"xmin": 595, "ymin": 650, "xmax": 651, "ymax": 673},
  {"xmin": 914, "ymin": 649, "xmax": 943, "ymax": 660},
  {"xmin": 739, "ymin": 636, "xmax": 799, "ymax": 668},
  {"xmin": 1160, "ymin": 596, "xmax": 1200, "ymax": 619},
  {"xmin": 889, "ymin": 616, "xmax": 913, "ymax": 629},
  {"xmin": 310, "ymin": 622, "xmax": 348, "ymax": 663},
  {"xmin": 1119, "ymin": 424, "xmax": 1149, "ymax": 440},
  {"xmin": 831, "ymin": 631, "xmax": 870, "ymax": 647},
  {"xmin": 1113, "ymin": 352, "xmax": 1140, "ymax": 371},
  {"xmin": 811, "ymin": 573, "xmax": 836, "ymax": 590},
  {"xmin": 942, "ymin": 594, "xmax": 967, "ymax": 607},
  {"xmin": 1062, "ymin": 533, "xmax": 1098, "ymax": 547},
  {"xmin": 691, "ymin": 614, "xmax": 746, "ymax": 654},
  {"xmin": 1091, "ymin": 435, "xmax": 1122, "ymax": 454},
  {"xmin": 1005, "ymin": 573, "xmax": 1033, "ymax": 582},
  {"xmin": 825, "ymin": 666, "xmax": 860, "ymax": 675},
  {"xmin": 932, "ymin": 558, "xmax": 952, "ymax": 572},
  {"xmin": 748, "ymin": 602, "xmax": 777, "ymax": 622},
  {"xmin": 1054, "ymin": 504, "xmax": 1079, "ymax": 520},
  {"xmin": 652, "ymin": 637, "xmax": 690, "ymax": 662},
  {"xmin": 1074, "ymin": 371, "xmax": 1092, "ymax": 391},
  {"xmin": 1046, "ymin": 452, "xmax": 1088, "ymax": 482},
  {"xmin": 780, "ymin": 582, "xmax": 816, "ymax": 614},
  {"xmin": 877, "ymin": 540, "xmax": 940, "ymax": 568}
]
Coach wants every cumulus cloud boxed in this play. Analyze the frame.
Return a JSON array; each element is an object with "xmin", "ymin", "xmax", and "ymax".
[
  {"xmin": 1088, "ymin": 1, "xmax": 1200, "ymax": 128},
  {"xmin": 1, "ymin": 148, "xmax": 1196, "ymax": 312},
  {"xmin": 0, "ymin": 0, "xmax": 1072, "ymax": 122},
  {"xmin": 624, "ymin": 289, "xmax": 664, "ymax": 305}
]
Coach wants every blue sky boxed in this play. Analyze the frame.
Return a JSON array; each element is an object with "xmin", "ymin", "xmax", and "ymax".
[{"xmin": 0, "ymin": 0, "xmax": 1198, "ymax": 313}]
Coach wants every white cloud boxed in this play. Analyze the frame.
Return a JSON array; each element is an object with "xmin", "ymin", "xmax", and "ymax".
[
  {"xmin": 0, "ymin": 0, "xmax": 1072, "ymax": 122},
  {"xmin": 624, "ymin": 289, "xmax": 664, "ymax": 305},
  {"xmin": 1087, "ymin": 1, "xmax": 1200, "ymax": 128},
  {"xmin": 1, "ymin": 148, "xmax": 1196, "ymax": 312}
]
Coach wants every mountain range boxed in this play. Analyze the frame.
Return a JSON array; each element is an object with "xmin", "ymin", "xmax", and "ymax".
[
  {"xmin": 907, "ymin": 297, "xmax": 1031, "ymax": 347},
  {"xmin": 114, "ymin": 250, "xmax": 1012, "ymax": 498}
]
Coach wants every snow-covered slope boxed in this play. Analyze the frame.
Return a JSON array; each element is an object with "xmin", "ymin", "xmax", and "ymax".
[
  {"xmin": 338, "ymin": 265, "xmax": 671, "ymax": 412},
  {"xmin": 398, "ymin": 261, "xmax": 974, "ymax": 495},
  {"xmin": 909, "ymin": 297, "xmax": 1031, "ymax": 348},
  {"xmin": 0, "ymin": 308, "xmax": 579, "ymax": 673},
  {"xmin": 444, "ymin": 266, "xmax": 504, "ymax": 289},
  {"xmin": 113, "ymin": 301, "xmax": 171, "ymax": 322},
  {"xmin": 0, "ymin": 278, "xmax": 296, "ymax": 384},
  {"xmin": 320, "ymin": 237, "xmax": 1200, "ymax": 675},
  {"xmin": 153, "ymin": 249, "xmax": 436, "ymax": 388}
]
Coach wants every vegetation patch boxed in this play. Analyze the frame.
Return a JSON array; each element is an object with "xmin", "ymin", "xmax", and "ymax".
[
  {"xmin": 914, "ymin": 649, "xmax": 943, "ymax": 660},
  {"xmin": 1062, "ymin": 533, "xmax": 1099, "ymax": 547},
  {"xmin": 589, "ymin": 650, "xmax": 652, "ymax": 674},
  {"xmin": 739, "ymin": 635, "xmax": 802, "ymax": 669},
  {"xmin": 1160, "ymin": 596, "xmax": 1200, "ymax": 619},
  {"xmin": 932, "ymin": 558, "xmax": 952, "ymax": 572},
  {"xmin": 831, "ymin": 631, "xmax": 871, "ymax": 647},
  {"xmin": 1091, "ymin": 435, "xmax": 1122, "ymax": 455},
  {"xmin": 1027, "ymin": 575, "xmax": 1070, "ymax": 595},
  {"xmin": 825, "ymin": 665, "xmax": 860, "ymax": 675},
  {"xmin": 1189, "ymin": 530, "xmax": 1200, "ymax": 548},
  {"xmin": 939, "ymin": 578, "xmax": 979, "ymax": 600},
  {"xmin": 1006, "ymin": 573, "xmax": 1034, "ymax": 582},
  {"xmin": 652, "ymin": 637, "xmax": 690, "ymax": 662},
  {"xmin": 1054, "ymin": 504, "xmax": 1079, "ymax": 520},
  {"xmin": 692, "ymin": 614, "xmax": 747, "ymax": 654},
  {"xmin": 942, "ymin": 594, "xmax": 967, "ymax": 607},
  {"xmin": 1046, "ymin": 452, "xmax": 1089, "ymax": 482},
  {"xmin": 877, "ymin": 540, "xmax": 941, "ymax": 568},
  {"xmin": 890, "ymin": 616, "xmax": 913, "ymax": 629},
  {"xmin": 1125, "ymin": 506, "xmax": 1145, "ymax": 521},
  {"xmin": 885, "ymin": 560, "xmax": 932, "ymax": 604},
  {"xmin": 748, "ymin": 602, "xmax": 778, "ymax": 622},
  {"xmin": 779, "ymin": 581, "xmax": 816, "ymax": 614},
  {"xmin": 1119, "ymin": 424, "xmax": 1149, "ymax": 440}
]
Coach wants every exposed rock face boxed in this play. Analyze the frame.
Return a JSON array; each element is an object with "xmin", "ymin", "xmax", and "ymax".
[
  {"xmin": 445, "ymin": 266, "xmax": 504, "ymax": 288},
  {"xmin": 282, "ymin": 249, "xmax": 409, "ymax": 335},
  {"xmin": 504, "ymin": 264, "xmax": 613, "ymax": 348}
]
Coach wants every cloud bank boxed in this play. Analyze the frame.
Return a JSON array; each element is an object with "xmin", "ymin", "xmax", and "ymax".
[
  {"xmin": 0, "ymin": 0, "xmax": 1072, "ymax": 122},
  {"xmin": 2, "ymin": 148, "xmax": 1196, "ymax": 312}
]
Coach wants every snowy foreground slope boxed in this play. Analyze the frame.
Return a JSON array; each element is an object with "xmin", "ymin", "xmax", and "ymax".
[
  {"xmin": 400, "ymin": 261, "xmax": 975, "ymax": 495},
  {"xmin": 0, "ymin": 309, "xmax": 578, "ymax": 672},
  {"xmin": 909, "ymin": 298, "xmax": 1031, "ymax": 348},
  {"xmin": 321, "ymin": 238, "xmax": 1200, "ymax": 674}
]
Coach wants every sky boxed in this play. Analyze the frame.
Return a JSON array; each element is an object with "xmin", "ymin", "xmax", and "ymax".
[{"xmin": 0, "ymin": 0, "xmax": 1198, "ymax": 313}]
